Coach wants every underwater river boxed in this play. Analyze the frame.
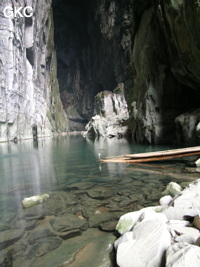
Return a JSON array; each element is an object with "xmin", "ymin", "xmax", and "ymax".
[{"xmin": 0, "ymin": 135, "xmax": 199, "ymax": 266}]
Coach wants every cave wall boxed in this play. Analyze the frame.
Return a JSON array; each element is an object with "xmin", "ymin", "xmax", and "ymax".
[
  {"xmin": 0, "ymin": 0, "xmax": 68, "ymax": 142},
  {"xmin": 0, "ymin": 0, "xmax": 199, "ymax": 144},
  {"xmin": 53, "ymin": 0, "xmax": 200, "ymax": 144},
  {"xmin": 128, "ymin": 0, "xmax": 200, "ymax": 144},
  {"xmin": 53, "ymin": 0, "xmax": 136, "ymax": 130}
]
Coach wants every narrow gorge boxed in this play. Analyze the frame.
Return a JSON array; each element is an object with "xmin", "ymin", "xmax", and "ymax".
[{"xmin": 0, "ymin": 0, "xmax": 200, "ymax": 144}]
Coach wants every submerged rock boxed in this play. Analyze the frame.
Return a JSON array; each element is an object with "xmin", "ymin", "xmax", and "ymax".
[
  {"xmin": 22, "ymin": 194, "xmax": 49, "ymax": 209},
  {"xmin": 27, "ymin": 237, "xmax": 62, "ymax": 258},
  {"xmin": 99, "ymin": 221, "xmax": 118, "ymax": 232},
  {"xmin": 28, "ymin": 229, "xmax": 57, "ymax": 245},
  {"xmin": 0, "ymin": 229, "xmax": 24, "ymax": 250},
  {"xmin": 87, "ymin": 189, "xmax": 114, "ymax": 200},
  {"xmin": 0, "ymin": 250, "xmax": 12, "ymax": 267},
  {"xmin": 16, "ymin": 220, "xmax": 38, "ymax": 231},
  {"xmin": 89, "ymin": 212, "xmax": 122, "ymax": 228},
  {"xmin": 26, "ymin": 229, "xmax": 116, "ymax": 267},
  {"xmin": 50, "ymin": 213, "xmax": 88, "ymax": 232}
]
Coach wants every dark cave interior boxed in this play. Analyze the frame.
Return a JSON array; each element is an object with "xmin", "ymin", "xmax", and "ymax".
[{"xmin": 52, "ymin": 0, "xmax": 200, "ymax": 143}]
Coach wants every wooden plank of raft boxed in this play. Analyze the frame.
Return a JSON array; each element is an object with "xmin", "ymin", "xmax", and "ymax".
[
  {"xmin": 100, "ymin": 147, "xmax": 200, "ymax": 163},
  {"xmin": 124, "ymin": 146, "xmax": 200, "ymax": 159}
]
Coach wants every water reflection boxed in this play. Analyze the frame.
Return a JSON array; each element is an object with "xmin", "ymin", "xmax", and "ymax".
[
  {"xmin": 86, "ymin": 137, "xmax": 132, "ymax": 175},
  {"xmin": 0, "ymin": 138, "xmax": 56, "ymax": 220},
  {"xmin": 0, "ymin": 135, "xmax": 197, "ymax": 221}
]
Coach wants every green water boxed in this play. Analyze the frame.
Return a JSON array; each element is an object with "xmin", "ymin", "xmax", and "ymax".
[
  {"xmin": 0, "ymin": 135, "xmax": 170, "ymax": 207},
  {"xmin": 0, "ymin": 135, "xmax": 197, "ymax": 215},
  {"xmin": 0, "ymin": 135, "xmax": 199, "ymax": 266}
]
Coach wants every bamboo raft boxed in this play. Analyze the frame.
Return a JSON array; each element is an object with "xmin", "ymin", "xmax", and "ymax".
[{"xmin": 100, "ymin": 146, "xmax": 200, "ymax": 163}]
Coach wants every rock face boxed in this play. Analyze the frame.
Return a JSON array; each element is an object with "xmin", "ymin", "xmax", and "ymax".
[
  {"xmin": 85, "ymin": 84, "xmax": 129, "ymax": 138},
  {"xmin": 0, "ymin": 0, "xmax": 68, "ymax": 142},
  {"xmin": 1, "ymin": 0, "xmax": 200, "ymax": 143},
  {"xmin": 175, "ymin": 109, "xmax": 200, "ymax": 145},
  {"xmin": 52, "ymin": 0, "xmax": 134, "ymax": 130},
  {"xmin": 128, "ymin": 1, "xmax": 200, "ymax": 144},
  {"xmin": 52, "ymin": 0, "xmax": 200, "ymax": 143}
]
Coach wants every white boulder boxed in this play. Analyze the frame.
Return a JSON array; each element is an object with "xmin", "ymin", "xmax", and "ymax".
[
  {"xmin": 161, "ymin": 182, "xmax": 182, "ymax": 197},
  {"xmin": 116, "ymin": 220, "xmax": 171, "ymax": 267},
  {"xmin": 116, "ymin": 206, "xmax": 164, "ymax": 235},
  {"xmin": 114, "ymin": 231, "xmax": 134, "ymax": 250},
  {"xmin": 138, "ymin": 209, "xmax": 168, "ymax": 224},
  {"xmin": 159, "ymin": 195, "xmax": 173, "ymax": 206},
  {"xmin": 167, "ymin": 223, "xmax": 199, "ymax": 242},
  {"xmin": 22, "ymin": 194, "xmax": 49, "ymax": 208},
  {"xmin": 166, "ymin": 242, "xmax": 200, "ymax": 267},
  {"xmin": 195, "ymin": 158, "xmax": 200, "ymax": 167},
  {"xmin": 175, "ymin": 234, "xmax": 197, "ymax": 245}
]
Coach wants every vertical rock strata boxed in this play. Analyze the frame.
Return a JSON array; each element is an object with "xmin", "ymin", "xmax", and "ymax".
[
  {"xmin": 0, "ymin": 0, "xmax": 200, "ymax": 143},
  {"xmin": 0, "ymin": 0, "xmax": 68, "ymax": 142},
  {"xmin": 128, "ymin": 0, "xmax": 200, "ymax": 144}
]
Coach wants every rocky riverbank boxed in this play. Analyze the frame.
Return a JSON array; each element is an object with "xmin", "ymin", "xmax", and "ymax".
[
  {"xmin": 115, "ymin": 179, "xmax": 200, "ymax": 267},
  {"xmin": 0, "ymin": 165, "xmax": 199, "ymax": 267}
]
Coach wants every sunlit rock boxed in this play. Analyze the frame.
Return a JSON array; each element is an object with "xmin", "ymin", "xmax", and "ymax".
[
  {"xmin": 159, "ymin": 195, "xmax": 173, "ymax": 206},
  {"xmin": 175, "ymin": 234, "xmax": 197, "ymax": 245},
  {"xmin": 0, "ymin": 1, "xmax": 68, "ymax": 142},
  {"xmin": 22, "ymin": 194, "xmax": 49, "ymax": 209},
  {"xmin": 195, "ymin": 158, "xmax": 200, "ymax": 167},
  {"xmin": 116, "ymin": 220, "xmax": 171, "ymax": 267},
  {"xmin": 166, "ymin": 242, "xmax": 200, "ymax": 267},
  {"xmin": 167, "ymin": 223, "xmax": 199, "ymax": 241},
  {"xmin": 85, "ymin": 84, "xmax": 129, "ymax": 138},
  {"xmin": 161, "ymin": 182, "xmax": 182, "ymax": 197},
  {"xmin": 116, "ymin": 206, "xmax": 164, "ymax": 235}
]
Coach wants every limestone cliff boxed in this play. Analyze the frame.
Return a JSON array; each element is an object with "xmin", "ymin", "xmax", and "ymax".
[
  {"xmin": 0, "ymin": 0, "xmax": 68, "ymax": 142},
  {"xmin": 0, "ymin": 0, "xmax": 200, "ymax": 144}
]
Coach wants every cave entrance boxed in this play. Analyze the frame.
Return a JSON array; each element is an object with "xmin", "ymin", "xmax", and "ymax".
[{"xmin": 52, "ymin": 0, "xmax": 119, "ymax": 130}]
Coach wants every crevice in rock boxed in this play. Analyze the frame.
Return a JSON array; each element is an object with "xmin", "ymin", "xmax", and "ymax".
[{"xmin": 26, "ymin": 47, "xmax": 34, "ymax": 66}]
